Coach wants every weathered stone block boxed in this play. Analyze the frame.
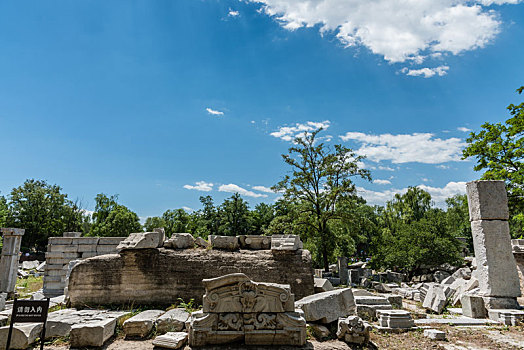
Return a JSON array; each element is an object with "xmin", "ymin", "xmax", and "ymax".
[
  {"xmin": 152, "ymin": 332, "xmax": 188, "ymax": 349},
  {"xmin": 97, "ymin": 245, "xmax": 118, "ymax": 254},
  {"xmin": 195, "ymin": 237, "xmax": 210, "ymax": 248},
  {"xmin": 123, "ymin": 309, "xmax": 165, "ymax": 338},
  {"xmin": 71, "ymin": 237, "xmax": 99, "ymax": 245},
  {"xmin": 313, "ymin": 278, "xmax": 334, "ymax": 293},
  {"xmin": 466, "ymin": 180, "xmax": 509, "ymax": 221},
  {"xmin": 209, "ymin": 235, "xmax": 239, "ymax": 250},
  {"xmin": 69, "ymin": 248, "xmax": 314, "ymax": 307},
  {"xmin": 49, "ymin": 245, "xmax": 78, "ymax": 253},
  {"xmin": 376, "ymin": 310, "xmax": 414, "ymax": 329},
  {"xmin": 0, "ymin": 323, "xmax": 42, "ymax": 349},
  {"xmin": 156, "ymin": 308, "xmax": 190, "ymax": 333},
  {"xmin": 271, "ymin": 235, "xmax": 302, "ymax": 251},
  {"xmin": 166, "ymin": 233, "xmax": 195, "ymax": 249},
  {"xmin": 482, "ymin": 296, "xmax": 520, "ymax": 309},
  {"xmin": 117, "ymin": 231, "xmax": 165, "ymax": 251},
  {"xmin": 422, "ymin": 285, "xmax": 447, "ymax": 314},
  {"xmin": 471, "ymin": 220, "xmax": 521, "ymax": 298},
  {"xmin": 0, "ymin": 293, "xmax": 6, "ymax": 311},
  {"xmin": 238, "ymin": 235, "xmax": 271, "ymax": 250},
  {"xmin": 295, "ymin": 288, "xmax": 355, "ymax": 323},
  {"xmin": 461, "ymin": 295, "xmax": 486, "ymax": 318},
  {"xmin": 69, "ymin": 318, "xmax": 117, "ymax": 347},
  {"xmin": 424, "ymin": 329, "xmax": 446, "ymax": 340},
  {"xmin": 48, "ymin": 237, "xmax": 73, "ymax": 245},
  {"xmin": 98, "ymin": 237, "xmax": 125, "ymax": 245},
  {"xmin": 77, "ymin": 244, "xmax": 97, "ymax": 253}
]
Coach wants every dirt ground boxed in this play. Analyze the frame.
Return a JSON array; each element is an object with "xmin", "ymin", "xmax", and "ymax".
[{"xmin": 40, "ymin": 324, "xmax": 524, "ymax": 350}]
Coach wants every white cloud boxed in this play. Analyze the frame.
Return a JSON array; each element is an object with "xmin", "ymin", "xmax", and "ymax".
[
  {"xmin": 228, "ymin": 9, "xmax": 240, "ymax": 17},
  {"xmin": 373, "ymin": 179, "xmax": 391, "ymax": 185},
  {"xmin": 339, "ymin": 132, "xmax": 466, "ymax": 164},
  {"xmin": 271, "ymin": 120, "xmax": 330, "ymax": 141},
  {"xmin": 401, "ymin": 65, "xmax": 449, "ymax": 78},
  {"xmin": 418, "ymin": 181, "xmax": 467, "ymax": 204},
  {"xmin": 457, "ymin": 126, "xmax": 472, "ymax": 132},
  {"xmin": 206, "ymin": 107, "xmax": 224, "ymax": 116},
  {"xmin": 183, "ymin": 181, "xmax": 214, "ymax": 192},
  {"xmin": 378, "ymin": 165, "xmax": 395, "ymax": 171},
  {"xmin": 358, "ymin": 181, "xmax": 467, "ymax": 207},
  {"xmin": 252, "ymin": 185, "xmax": 275, "ymax": 193},
  {"xmin": 247, "ymin": 0, "xmax": 516, "ymax": 71},
  {"xmin": 437, "ymin": 165, "xmax": 450, "ymax": 169},
  {"xmin": 219, "ymin": 184, "xmax": 268, "ymax": 198},
  {"xmin": 182, "ymin": 206, "xmax": 194, "ymax": 212}
]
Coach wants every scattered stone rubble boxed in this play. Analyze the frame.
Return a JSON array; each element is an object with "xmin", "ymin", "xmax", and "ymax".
[
  {"xmin": 295, "ymin": 288, "xmax": 355, "ymax": 323},
  {"xmin": 337, "ymin": 315, "xmax": 370, "ymax": 345}
]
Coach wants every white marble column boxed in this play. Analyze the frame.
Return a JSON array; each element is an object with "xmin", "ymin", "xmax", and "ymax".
[{"xmin": 0, "ymin": 228, "xmax": 25, "ymax": 294}]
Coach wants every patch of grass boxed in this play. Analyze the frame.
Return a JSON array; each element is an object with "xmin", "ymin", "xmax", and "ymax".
[
  {"xmin": 15, "ymin": 275, "xmax": 43, "ymax": 298},
  {"xmin": 48, "ymin": 303, "xmax": 67, "ymax": 313},
  {"xmin": 173, "ymin": 298, "xmax": 201, "ymax": 313}
]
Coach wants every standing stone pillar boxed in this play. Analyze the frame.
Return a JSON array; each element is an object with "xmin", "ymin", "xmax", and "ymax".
[
  {"xmin": 338, "ymin": 256, "xmax": 349, "ymax": 285},
  {"xmin": 0, "ymin": 228, "xmax": 25, "ymax": 295},
  {"xmin": 466, "ymin": 181, "xmax": 521, "ymax": 309}
]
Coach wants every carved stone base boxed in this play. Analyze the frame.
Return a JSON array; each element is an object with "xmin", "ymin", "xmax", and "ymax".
[{"xmin": 189, "ymin": 311, "xmax": 306, "ymax": 347}]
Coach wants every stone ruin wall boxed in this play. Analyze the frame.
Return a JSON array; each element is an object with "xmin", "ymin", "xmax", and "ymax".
[
  {"xmin": 512, "ymin": 239, "xmax": 524, "ymax": 302},
  {"xmin": 43, "ymin": 235, "xmax": 126, "ymax": 297},
  {"xmin": 68, "ymin": 247, "xmax": 315, "ymax": 307}
]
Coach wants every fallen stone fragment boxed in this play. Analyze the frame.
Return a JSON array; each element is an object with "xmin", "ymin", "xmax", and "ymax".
[
  {"xmin": 309, "ymin": 323, "xmax": 330, "ymax": 339},
  {"xmin": 424, "ymin": 329, "xmax": 446, "ymax": 340},
  {"xmin": 123, "ymin": 309, "xmax": 165, "ymax": 338},
  {"xmin": 152, "ymin": 332, "xmax": 188, "ymax": 349},
  {"xmin": 354, "ymin": 296, "xmax": 392, "ymax": 321},
  {"xmin": 0, "ymin": 323, "xmax": 43, "ymax": 349},
  {"xmin": 156, "ymin": 308, "xmax": 190, "ymax": 333},
  {"xmin": 194, "ymin": 237, "xmax": 210, "ymax": 248},
  {"xmin": 208, "ymin": 235, "xmax": 239, "ymax": 250},
  {"xmin": 337, "ymin": 315, "xmax": 370, "ymax": 345},
  {"xmin": 166, "ymin": 233, "xmax": 195, "ymax": 249},
  {"xmin": 271, "ymin": 234, "xmax": 302, "ymax": 251},
  {"xmin": 422, "ymin": 285, "xmax": 447, "ymax": 314},
  {"xmin": 238, "ymin": 235, "xmax": 271, "ymax": 250},
  {"xmin": 461, "ymin": 295, "xmax": 486, "ymax": 319},
  {"xmin": 116, "ymin": 231, "xmax": 165, "ymax": 251},
  {"xmin": 376, "ymin": 310, "xmax": 414, "ymax": 330},
  {"xmin": 296, "ymin": 288, "xmax": 355, "ymax": 324},
  {"xmin": 70, "ymin": 318, "xmax": 117, "ymax": 347},
  {"xmin": 452, "ymin": 267, "xmax": 472, "ymax": 280},
  {"xmin": 22, "ymin": 260, "xmax": 40, "ymax": 270},
  {"xmin": 313, "ymin": 278, "xmax": 334, "ymax": 293}
]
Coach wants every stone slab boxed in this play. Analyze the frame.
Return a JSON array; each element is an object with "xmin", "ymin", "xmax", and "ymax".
[
  {"xmin": 209, "ymin": 235, "xmax": 239, "ymax": 250},
  {"xmin": 71, "ymin": 237, "xmax": 99, "ymax": 245},
  {"xmin": 156, "ymin": 308, "xmax": 190, "ymax": 333},
  {"xmin": 461, "ymin": 295, "xmax": 486, "ymax": 318},
  {"xmin": 271, "ymin": 235, "xmax": 302, "ymax": 251},
  {"xmin": 414, "ymin": 317, "xmax": 498, "ymax": 326},
  {"xmin": 295, "ymin": 288, "xmax": 355, "ymax": 323},
  {"xmin": 152, "ymin": 332, "xmax": 188, "ymax": 349},
  {"xmin": 123, "ymin": 309, "xmax": 165, "ymax": 338},
  {"xmin": 0, "ymin": 323, "xmax": 42, "ymax": 350},
  {"xmin": 424, "ymin": 329, "xmax": 446, "ymax": 340},
  {"xmin": 238, "ymin": 235, "xmax": 271, "ymax": 250},
  {"xmin": 70, "ymin": 318, "xmax": 117, "ymax": 347},
  {"xmin": 313, "ymin": 278, "xmax": 334, "ymax": 293},
  {"xmin": 166, "ymin": 233, "xmax": 195, "ymax": 249}
]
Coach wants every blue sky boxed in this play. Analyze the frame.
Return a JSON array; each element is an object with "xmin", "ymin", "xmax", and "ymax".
[{"xmin": 1, "ymin": 0, "xmax": 523, "ymax": 219}]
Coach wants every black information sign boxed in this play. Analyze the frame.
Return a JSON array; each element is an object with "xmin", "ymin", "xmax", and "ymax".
[{"xmin": 6, "ymin": 298, "xmax": 50, "ymax": 350}]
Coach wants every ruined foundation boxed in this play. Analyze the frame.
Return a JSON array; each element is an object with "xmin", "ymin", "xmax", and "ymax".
[{"xmin": 68, "ymin": 248, "xmax": 314, "ymax": 307}]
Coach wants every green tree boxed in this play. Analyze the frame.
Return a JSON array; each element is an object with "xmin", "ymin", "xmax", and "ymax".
[
  {"xmin": 6, "ymin": 179, "xmax": 83, "ymax": 250},
  {"xmin": 273, "ymin": 130, "xmax": 371, "ymax": 271},
  {"xmin": 0, "ymin": 194, "xmax": 7, "ymax": 228},
  {"xmin": 162, "ymin": 209, "xmax": 191, "ymax": 236},
  {"xmin": 144, "ymin": 216, "xmax": 166, "ymax": 232},
  {"xmin": 445, "ymin": 194, "xmax": 473, "ymax": 250},
  {"xmin": 250, "ymin": 203, "xmax": 275, "ymax": 235},
  {"xmin": 218, "ymin": 193, "xmax": 252, "ymax": 236},
  {"xmin": 370, "ymin": 188, "xmax": 462, "ymax": 277},
  {"xmin": 463, "ymin": 86, "xmax": 524, "ymax": 237},
  {"xmin": 90, "ymin": 194, "xmax": 141, "ymax": 236}
]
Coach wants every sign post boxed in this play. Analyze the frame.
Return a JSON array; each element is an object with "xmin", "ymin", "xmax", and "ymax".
[{"xmin": 6, "ymin": 298, "xmax": 50, "ymax": 350}]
